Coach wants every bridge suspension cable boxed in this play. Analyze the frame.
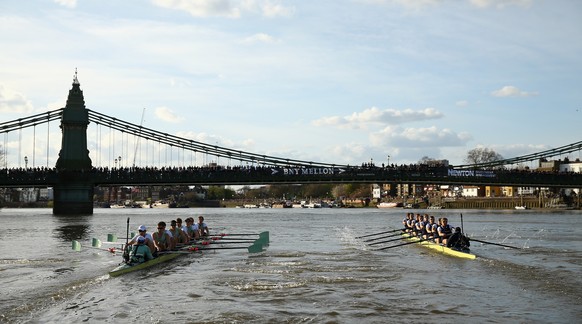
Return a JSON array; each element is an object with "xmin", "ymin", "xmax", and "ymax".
[
  {"xmin": 455, "ymin": 140, "xmax": 582, "ymax": 169},
  {"xmin": 87, "ymin": 109, "xmax": 348, "ymax": 168}
]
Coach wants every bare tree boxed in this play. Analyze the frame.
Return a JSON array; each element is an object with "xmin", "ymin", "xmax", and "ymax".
[
  {"xmin": 464, "ymin": 147, "xmax": 503, "ymax": 165},
  {"xmin": 418, "ymin": 156, "xmax": 436, "ymax": 164}
]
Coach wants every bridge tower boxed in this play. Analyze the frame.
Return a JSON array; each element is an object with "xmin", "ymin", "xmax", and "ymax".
[{"xmin": 53, "ymin": 71, "xmax": 94, "ymax": 215}]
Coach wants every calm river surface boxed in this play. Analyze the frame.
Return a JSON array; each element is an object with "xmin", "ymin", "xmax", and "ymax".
[{"xmin": 1, "ymin": 207, "xmax": 581, "ymax": 323}]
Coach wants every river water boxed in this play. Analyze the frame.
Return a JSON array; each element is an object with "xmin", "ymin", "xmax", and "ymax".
[{"xmin": 0, "ymin": 207, "xmax": 581, "ymax": 323}]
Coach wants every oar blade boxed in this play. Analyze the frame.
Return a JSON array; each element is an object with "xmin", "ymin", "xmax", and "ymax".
[
  {"xmin": 72, "ymin": 240, "xmax": 81, "ymax": 251},
  {"xmin": 255, "ymin": 237, "xmax": 269, "ymax": 247},
  {"xmin": 92, "ymin": 238, "xmax": 102, "ymax": 248},
  {"xmin": 247, "ymin": 243, "xmax": 264, "ymax": 254},
  {"xmin": 107, "ymin": 234, "xmax": 117, "ymax": 242},
  {"xmin": 258, "ymin": 231, "xmax": 269, "ymax": 242}
]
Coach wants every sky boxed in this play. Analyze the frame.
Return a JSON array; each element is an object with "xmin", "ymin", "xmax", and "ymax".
[{"xmin": 1, "ymin": 0, "xmax": 582, "ymax": 169}]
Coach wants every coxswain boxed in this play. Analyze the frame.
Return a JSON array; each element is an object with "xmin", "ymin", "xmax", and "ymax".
[
  {"xmin": 447, "ymin": 227, "xmax": 470, "ymax": 251},
  {"xmin": 129, "ymin": 236, "xmax": 154, "ymax": 264}
]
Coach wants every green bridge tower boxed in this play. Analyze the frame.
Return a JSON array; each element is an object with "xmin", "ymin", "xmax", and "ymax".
[{"xmin": 53, "ymin": 71, "xmax": 94, "ymax": 215}]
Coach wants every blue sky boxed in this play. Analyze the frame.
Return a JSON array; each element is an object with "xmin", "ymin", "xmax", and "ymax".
[{"xmin": 1, "ymin": 0, "xmax": 581, "ymax": 168}]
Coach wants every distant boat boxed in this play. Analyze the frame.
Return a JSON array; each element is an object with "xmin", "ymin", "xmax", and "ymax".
[
  {"xmin": 377, "ymin": 202, "xmax": 398, "ymax": 208},
  {"xmin": 514, "ymin": 206, "xmax": 527, "ymax": 210},
  {"xmin": 427, "ymin": 205, "xmax": 444, "ymax": 209}
]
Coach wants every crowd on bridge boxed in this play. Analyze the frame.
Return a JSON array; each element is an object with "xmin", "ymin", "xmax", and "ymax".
[{"xmin": 2, "ymin": 161, "xmax": 582, "ymax": 187}]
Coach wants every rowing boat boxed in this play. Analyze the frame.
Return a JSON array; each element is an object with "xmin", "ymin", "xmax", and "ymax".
[
  {"xmin": 107, "ymin": 235, "xmax": 269, "ymax": 277},
  {"xmin": 401, "ymin": 233, "xmax": 476, "ymax": 259}
]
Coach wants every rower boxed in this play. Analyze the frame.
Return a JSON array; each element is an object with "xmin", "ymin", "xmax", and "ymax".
[
  {"xmin": 152, "ymin": 221, "xmax": 174, "ymax": 251},
  {"xmin": 437, "ymin": 217, "xmax": 453, "ymax": 246},
  {"xmin": 129, "ymin": 236, "xmax": 154, "ymax": 264},
  {"xmin": 198, "ymin": 216, "xmax": 209, "ymax": 237},
  {"xmin": 184, "ymin": 217, "xmax": 200, "ymax": 241},
  {"xmin": 402, "ymin": 213, "xmax": 411, "ymax": 231},
  {"xmin": 169, "ymin": 219, "xmax": 189, "ymax": 245},
  {"xmin": 447, "ymin": 227, "xmax": 470, "ymax": 251},
  {"xmin": 128, "ymin": 225, "xmax": 155, "ymax": 254},
  {"xmin": 425, "ymin": 215, "xmax": 437, "ymax": 241},
  {"xmin": 419, "ymin": 214, "xmax": 429, "ymax": 239},
  {"xmin": 414, "ymin": 214, "xmax": 425, "ymax": 238},
  {"xmin": 405, "ymin": 213, "xmax": 415, "ymax": 234}
]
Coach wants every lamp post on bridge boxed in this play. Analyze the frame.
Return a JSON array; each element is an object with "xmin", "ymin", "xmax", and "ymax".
[{"xmin": 24, "ymin": 156, "xmax": 28, "ymax": 169}]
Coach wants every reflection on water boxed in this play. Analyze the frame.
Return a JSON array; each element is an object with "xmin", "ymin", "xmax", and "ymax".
[{"xmin": 52, "ymin": 215, "xmax": 93, "ymax": 242}]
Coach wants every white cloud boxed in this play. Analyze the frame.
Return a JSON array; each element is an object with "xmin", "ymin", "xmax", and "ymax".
[
  {"xmin": 241, "ymin": 33, "xmax": 280, "ymax": 44},
  {"xmin": 370, "ymin": 125, "xmax": 472, "ymax": 148},
  {"xmin": 470, "ymin": 0, "xmax": 532, "ymax": 9},
  {"xmin": 154, "ymin": 106, "xmax": 184, "ymax": 123},
  {"xmin": 0, "ymin": 85, "xmax": 34, "ymax": 113},
  {"xmin": 361, "ymin": 0, "xmax": 532, "ymax": 10},
  {"xmin": 53, "ymin": 0, "xmax": 77, "ymax": 8},
  {"xmin": 491, "ymin": 85, "xmax": 538, "ymax": 97},
  {"xmin": 312, "ymin": 107, "xmax": 444, "ymax": 129},
  {"xmin": 151, "ymin": 0, "xmax": 294, "ymax": 18}
]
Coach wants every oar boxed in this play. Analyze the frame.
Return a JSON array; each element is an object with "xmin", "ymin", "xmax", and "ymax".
[
  {"xmin": 376, "ymin": 237, "xmax": 434, "ymax": 250},
  {"xmin": 72, "ymin": 240, "xmax": 119, "ymax": 253},
  {"xmin": 220, "ymin": 231, "xmax": 269, "ymax": 243},
  {"xmin": 363, "ymin": 232, "xmax": 404, "ymax": 242},
  {"xmin": 469, "ymin": 238, "xmax": 520, "ymax": 249},
  {"xmin": 211, "ymin": 236, "xmax": 257, "ymax": 241},
  {"xmin": 368, "ymin": 235, "xmax": 411, "ymax": 246},
  {"xmin": 185, "ymin": 242, "xmax": 265, "ymax": 253},
  {"xmin": 198, "ymin": 240, "xmax": 259, "ymax": 245},
  {"xmin": 355, "ymin": 229, "xmax": 405, "ymax": 239}
]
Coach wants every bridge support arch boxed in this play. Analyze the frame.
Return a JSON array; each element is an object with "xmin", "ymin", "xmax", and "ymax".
[{"xmin": 53, "ymin": 72, "xmax": 94, "ymax": 215}]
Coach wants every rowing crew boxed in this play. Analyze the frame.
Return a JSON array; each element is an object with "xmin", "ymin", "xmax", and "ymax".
[
  {"xmin": 125, "ymin": 216, "xmax": 210, "ymax": 264},
  {"xmin": 402, "ymin": 213, "xmax": 470, "ymax": 251}
]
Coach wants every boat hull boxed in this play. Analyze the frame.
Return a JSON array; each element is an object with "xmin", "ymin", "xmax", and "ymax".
[
  {"xmin": 109, "ymin": 252, "xmax": 182, "ymax": 277},
  {"xmin": 401, "ymin": 233, "xmax": 476, "ymax": 259}
]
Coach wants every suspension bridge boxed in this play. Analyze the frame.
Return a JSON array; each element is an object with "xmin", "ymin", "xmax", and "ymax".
[{"xmin": 2, "ymin": 75, "xmax": 582, "ymax": 215}]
